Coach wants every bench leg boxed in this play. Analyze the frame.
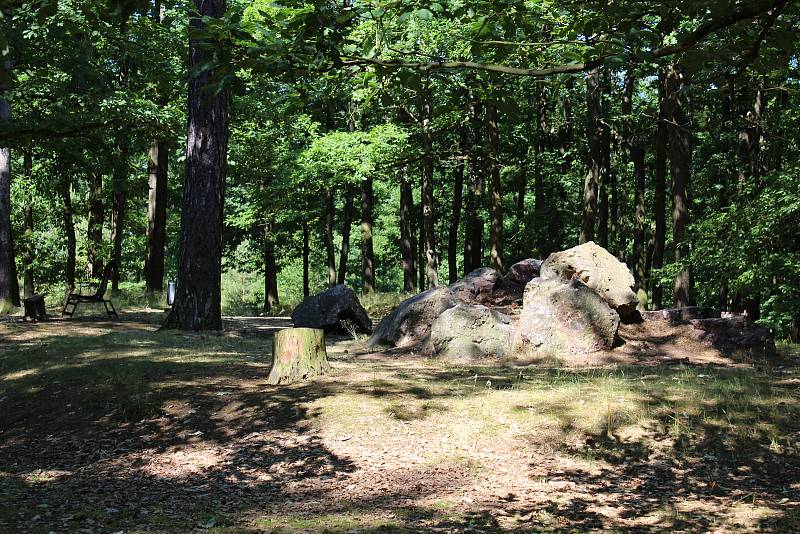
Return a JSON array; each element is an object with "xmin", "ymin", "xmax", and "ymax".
[{"xmin": 105, "ymin": 299, "xmax": 118, "ymax": 318}]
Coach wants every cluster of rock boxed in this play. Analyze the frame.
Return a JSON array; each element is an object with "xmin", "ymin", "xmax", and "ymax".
[
  {"xmin": 369, "ymin": 241, "xmax": 640, "ymax": 360},
  {"xmin": 292, "ymin": 242, "xmax": 776, "ymax": 362}
]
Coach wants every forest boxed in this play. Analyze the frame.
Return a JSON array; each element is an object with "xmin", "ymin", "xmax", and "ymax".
[{"xmin": 1, "ymin": 0, "xmax": 799, "ymax": 337}]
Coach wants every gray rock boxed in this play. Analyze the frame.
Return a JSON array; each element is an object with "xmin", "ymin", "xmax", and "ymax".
[
  {"xmin": 514, "ymin": 277, "xmax": 620, "ymax": 354},
  {"xmin": 367, "ymin": 286, "xmax": 456, "ymax": 348},
  {"xmin": 689, "ymin": 317, "xmax": 776, "ymax": 356},
  {"xmin": 428, "ymin": 304, "xmax": 514, "ymax": 360},
  {"xmin": 292, "ymin": 284, "xmax": 372, "ymax": 333},
  {"xmin": 503, "ymin": 258, "xmax": 542, "ymax": 286},
  {"xmin": 448, "ymin": 267, "xmax": 500, "ymax": 304},
  {"xmin": 540, "ymin": 241, "xmax": 638, "ymax": 316}
]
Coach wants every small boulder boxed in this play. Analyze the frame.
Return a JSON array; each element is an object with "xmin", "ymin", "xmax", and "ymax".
[
  {"xmin": 292, "ymin": 284, "xmax": 372, "ymax": 334},
  {"xmin": 448, "ymin": 267, "xmax": 500, "ymax": 304},
  {"xmin": 503, "ymin": 258, "xmax": 542, "ymax": 286},
  {"xmin": 367, "ymin": 286, "xmax": 456, "ymax": 348},
  {"xmin": 689, "ymin": 317, "xmax": 776, "ymax": 356},
  {"xmin": 428, "ymin": 304, "xmax": 514, "ymax": 360},
  {"xmin": 514, "ymin": 277, "xmax": 620, "ymax": 354},
  {"xmin": 540, "ymin": 241, "xmax": 637, "ymax": 316}
]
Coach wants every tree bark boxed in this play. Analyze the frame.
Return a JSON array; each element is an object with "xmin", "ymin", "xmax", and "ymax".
[
  {"xmin": 263, "ymin": 220, "xmax": 279, "ymax": 313},
  {"xmin": 421, "ymin": 74, "xmax": 438, "ymax": 287},
  {"xmin": 323, "ymin": 188, "xmax": 336, "ymax": 288},
  {"xmin": 624, "ymin": 64, "xmax": 647, "ymax": 293},
  {"xmin": 448, "ymin": 136, "xmax": 465, "ymax": 284},
  {"xmin": 666, "ymin": 63, "xmax": 692, "ymax": 308},
  {"xmin": 337, "ymin": 185, "xmax": 354, "ymax": 285},
  {"xmin": 464, "ymin": 100, "xmax": 484, "ymax": 274},
  {"xmin": 266, "ymin": 328, "xmax": 330, "ymax": 385},
  {"xmin": 166, "ymin": 0, "xmax": 229, "ymax": 331},
  {"xmin": 0, "ymin": 95, "xmax": 19, "ymax": 311},
  {"xmin": 651, "ymin": 69, "xmax": 668, "ymax": 310},
  {"xmin": 302, "ymin": 221, "xmax": 310, "ymax": 298},
  {"xmin": 532, "ymin": 88, "xmax": 548, "ymax": 256},
  {"xmin": 580, "ymin": 67, "xmax": 602, "ymax": 244},
  {"xmin": 110, "ymin": 135, "xmax": 128, "ymax": 293},
  {"xmin": 486, "ymin": 101, "xmax": 504, "ymax": 271},
  {"xmin": 87, "ymin": 172, "xmax": 104, "ymax": 278},
  {"xmin": 145, "ymin": 140, "xmax": 168, "ymax": 292},
  {"xmin": 60, "ymin": 177, "xmax": 76, "ymax": 290},
  {"xmin": 22, "ymin": 150, "xmax": 34, "ymax": 298},
  {"xmin": 360, "ymin": 176, "xmax": 375, "ymax": 293},
  {"xmin": 399, "ymin": 167, "xmax": 417, "ymax": 292}
]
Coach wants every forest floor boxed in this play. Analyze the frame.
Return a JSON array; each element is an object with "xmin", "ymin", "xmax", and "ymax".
[{"xmin": 1, "ymin": 309, "xmax": 799, "ymax": 533}]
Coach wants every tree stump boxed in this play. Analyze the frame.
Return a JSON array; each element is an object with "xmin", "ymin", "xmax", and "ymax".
[{"xmin": 266, "ymin": 328, "xmax": 330, "ymax": 385}]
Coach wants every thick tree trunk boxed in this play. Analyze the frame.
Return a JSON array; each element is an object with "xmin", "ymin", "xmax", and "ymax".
[
  {"xmin": 666, "ymin": 64, "xmax": 692, "ymax": 308},
  {"xmin": 598, "ymin": 78, "xmax": 611, "ymax": 250},
  {"xmin": 145, "ymin": 140, "xmax": 168, "ymax": 292},
  {"xmin": 60, "ymin": 178, "xmax": 76, "ymax": 290},
  {"xmin": 87, "ymin": 172, "xmax": 104, "ymax": 278},
  {"xmin": 110, "ymin": 136, "xmax": 128, "ymax": 293},
  {"xmin": 651, "ymin": 69, "xmax": 668, "ymax": 310},
  {"xmin": 421, "ymin": 75, "xmax": 438, "ymax": 287},
  {"xmin": 448, "ymin": 158, "xmax": 464, "ymax": 284},
  {"xmin": 399, "ymin": 167, "xmax": 417, "ymax": 292},
  {"xmin": 360, "ymin": 176, "xmax": 375, "ymax": 293},
  {"xmin": 598, "ymin": 178, "xmax": 609, "ymax": 248},
  {"xmin": 580, "ymin": 67, "xmax": 602, "ymax": 244},
  {"xmin": 22, "ymin": 150, "xmax": 34, "ymax": 298},
  {"xmin": 337, "ymin": 186, "xmax": 354, "ymax": 285},
  {"xmin": 323, "ymin": 188, "xmax": 336, "ymax": 288},
  {"xmin": 266, "ymin": 328, "xmax": 330, "ymax": 385},
  {"xmin": 302, "ymin": 221, "xmax": 310, "ymax": 297},
  {"xmin": 486, "ymin": 101, "xmax": 503, "ymax": 271},
  {"xmin": 166, "ymin": 0, "xmax": 229, "ymax": 331},
  {"xmin": 263, "ymin": 220, "xmax": 279, "ymax": 313},
  {"xmin": 0, "ymin": 95, "xmax": 19, "ymax": 311}
]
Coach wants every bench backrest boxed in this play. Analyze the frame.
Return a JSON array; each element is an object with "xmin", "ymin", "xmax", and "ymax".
[{"xmin": 94, "ymin": 261, "xmax": 116, "ymax": 298}]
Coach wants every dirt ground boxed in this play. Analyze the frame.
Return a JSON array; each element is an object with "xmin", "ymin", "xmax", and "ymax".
[{"xmin": 1, "ymin": 311, "xmax": 799, "ymax": 533}]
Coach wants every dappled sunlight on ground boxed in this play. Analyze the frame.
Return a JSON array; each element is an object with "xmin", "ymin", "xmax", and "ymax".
[{"xmin": 1, "ymin": 313, "xmax": 799, "ymax": 532}]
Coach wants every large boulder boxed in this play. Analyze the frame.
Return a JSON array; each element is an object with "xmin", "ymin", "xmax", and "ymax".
[
  {"xmin": 514, "ymin": 277, "xmax": 620, "ymax": 354},
  {"xmin": 427, "ymin": 304, "xmax": 514, "ymax": 360},
  {"xmin": 292, "ymin": 284, "xmax": 372, "ymax": 334},
  {"xmin": 367, "ymin": 286, "xmax": 456, "ymax": 348},
  {"xmin": 689, "ymin": 317, "xmax": 776, "ymax": 356},
  {"xmin": 448, "ymin": 267, "xmax": 500, "ymax": 304},
  {"xmin": 540, "ymin": 241, "xmax": 637, "ymax": 316}
]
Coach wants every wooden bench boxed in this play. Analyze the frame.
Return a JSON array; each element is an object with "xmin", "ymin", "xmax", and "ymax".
[{"xmin": 23, "ymin": 294, "xmax": 48, "ymax": 322}]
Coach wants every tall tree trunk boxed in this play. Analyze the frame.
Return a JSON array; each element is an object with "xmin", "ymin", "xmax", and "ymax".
[
  {"xmin": 337, "ymin": 186, "xmax": 354, "ymax": 285},
  {"xmin": 532, "ymin": 88, "xmax": 548, "ymax": 256},
  {"xmin": 464, "ymin": 100, "xmax": 484, "ymax": 274},
  {"xmin": 486, "ymin": 101, "xmax": 504, "ymax": 271},
  {"xmin": 110, "ymin": 135, "xmax": 128, "ymax": 293},
  {"xmin": 666, "ymin": 64, "xmax": 692, "ymax": 308},
  {"xmin": 624, "ymin": 64, "xmax": 647, "ymax": 293},
  {"xmin": 598, "ymin": 76, "xmax": 611, "ymax": 250},
  {"xmin": 60, "ymin": 178, "xmax": 76, "ymax": 290},
  {"xmin": 448, "ymin": 139, "xmax": 464, "ymax": 284},
  {"xmin": 145, "ymin": 140, "xmax": 168, "ymax": 292},
  {"xmin": 263, "ymin": 220, "xmax": 278, "ymax": 313},
  {"xmin": 361, "ymin": 177, "xmax": 375, "ymax": 293},
  {"xmin": 323, "ymin": 188, "xmax": 336, "ymax": 288},
  {"xmin": 598, "ymin": 178, "xmax": 609, "ymax": 248},
  {"xmin": 166, "ymin": 0, "xmax": 229, "ymax": 331},
  {"xmin": 87, "ymin": 172, "xmax": 104, "ymax": 278},
  {"xmin": 421, "ymin": 74, "xmax": 438, "ymax": 287},
  {"xmin": 399, "ymin": 167, "xmax": 417, "ymax": 292},
  {"xmin": 302, "ymin": 221, "xmax": 310, "ymax": 297},
  {"xmin": 22, "ymin": 150, "xmax": 34, "ymax": 298},
  {"xmin": 609, "ymin": 168, "xmax": 620, "ymax": 259},
  {"xmin": 580, "ymin": 67, "xmax": 602, "ymax": 244},
  {"xmin": 0, "ymin": 95, "xmax": 19, "ymax": 311},
  {"xmin": 651, "ymin": 69, "xmax": 668, "ymax": 310}
]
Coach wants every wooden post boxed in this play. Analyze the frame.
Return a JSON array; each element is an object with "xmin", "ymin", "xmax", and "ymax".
[{"xmin": 266, "ymin": 328, "xmax": 330, "ymax": 385}]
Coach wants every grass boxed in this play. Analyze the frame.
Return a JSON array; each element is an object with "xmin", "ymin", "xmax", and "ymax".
[{"xmin": 1, "ymin": 316, "xmax": 799, "ymax": 532}]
